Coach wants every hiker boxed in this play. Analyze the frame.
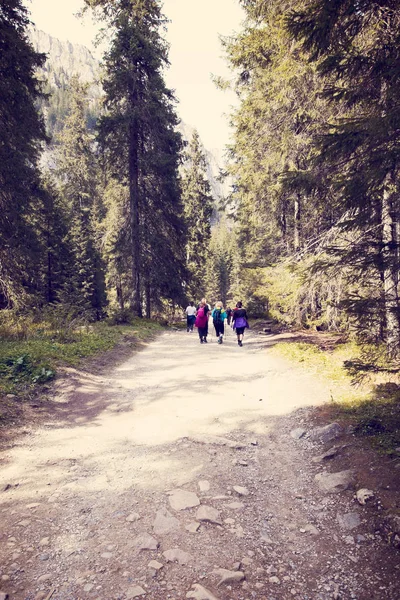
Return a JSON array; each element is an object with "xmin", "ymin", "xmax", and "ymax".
[
  {"xmin": 232, "ymin": 301, "xmax": 249, "ymax": 347},
  {"xmin": 211, "ymin": 301, "xmax": 227, "ymax": 344},
  {"xmin": 185, "ymin": 301, "xmax": 197, "ymax": 332},
  {"xmin": 226, "ymin": 306, "xmax": 232, "ymax": 325},
  {"xmin": 195, "ymin": 299, "xmax": 210, "ymax": 343}
]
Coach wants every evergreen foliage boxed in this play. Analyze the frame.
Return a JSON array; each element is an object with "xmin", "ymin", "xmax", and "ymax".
[
  {"xmin": 182, "ymin": 131, "xmax": 214, "ymax": 299},
  {"xmin": 205, "ymin": 218, "xmax": 235, "ymax": 306},
  {"xmin": 55, "ymin": 76, "xmax": 106, "ymax": 317},
  {"xmin": 287, "ymin": 0, "xmax": 400, "ymax": 354},
  {"xmin": 219, "ymin": 0, "xmax": 400, "ymax": 354},
  {"xmin": 85, "ymin": 0, "xmax": 186, "ymax": 317},
  {"xmin": 0, "ymin": 0, "xmax": 47, "ymax": 306}
]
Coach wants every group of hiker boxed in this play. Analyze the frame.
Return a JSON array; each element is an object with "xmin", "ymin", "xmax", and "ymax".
[{"xmin": 185, "ymin": 299, "xmax": 249, "ymax": 346}]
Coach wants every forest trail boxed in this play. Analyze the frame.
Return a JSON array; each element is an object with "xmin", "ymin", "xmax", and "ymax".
[{"xmin": 0, "ymin": 326, "xmax": 398, "ymax": 600}]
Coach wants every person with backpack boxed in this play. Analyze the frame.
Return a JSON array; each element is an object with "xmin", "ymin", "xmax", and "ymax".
[
  {"xmin": 195, "ymin": 299, "xmax": 210, "ymax": 343},
  {"xmin": 211, "ymin": 301, "xmax": 227, "ymax": 344},
  {"xmin": 232, "ymin": 301, "xmax": 249, "ymax": 347},
  {"xmin": 226, "ymin": 306, "xmax": 233, "ymax": 325},
  {"xmin": 185, "ymin": 301, "xmax": 197, "ymax": 332}
]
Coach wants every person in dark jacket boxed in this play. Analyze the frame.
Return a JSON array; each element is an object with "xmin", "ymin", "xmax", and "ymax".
[{"xmin": 232, "ymin": 301, "xmax": 249, "ymax": 347}]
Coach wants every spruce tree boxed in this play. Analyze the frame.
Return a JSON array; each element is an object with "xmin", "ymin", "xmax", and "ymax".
[
  {"xmin": 181, "ymin": 131, "xmax": 214, "ymax": 299},
  {"xmin": 288, "ymin": 0, "xmax": 400, "ymax": 355},
  {"xmin": 222, "ymin": 0, "xmax": 334, "ymax": 267},
  {"xmin": 85, "ymin": 0, "xmax": 185, "ymax": 317},
  {"xmin": 56, "ymin": 76, "xmax": 105, "ymax": 316},
  {"xmin": 0, "ymin": 0, "xmax": 47, "ymax": 306},
  {"xmin": 205, "ymin": 218, "xmax": 235, "ymax": 306}
]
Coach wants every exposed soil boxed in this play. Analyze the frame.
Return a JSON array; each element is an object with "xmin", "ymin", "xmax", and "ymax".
[{"xmin": 0, "ymin": 326, "xmax": 399, "ymax": 600}]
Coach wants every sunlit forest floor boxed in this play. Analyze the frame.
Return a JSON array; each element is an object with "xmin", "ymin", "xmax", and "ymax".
[{"xmin": 0, "ymin": 326, "xmax": 399, "ymax": 600}]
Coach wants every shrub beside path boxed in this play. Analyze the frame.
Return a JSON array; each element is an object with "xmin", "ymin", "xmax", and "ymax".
[{"xmin": 0, "ymin": 327, "xmax": 398, "ymax": 599}]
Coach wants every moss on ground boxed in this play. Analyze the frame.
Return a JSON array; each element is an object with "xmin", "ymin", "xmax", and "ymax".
[
  {"xmin": 0, "ymin": 319, "xmax": 162, "ymax": 397},
  {"xmin": 271, "ymin": 339, "xmax": 400, "ymax": 455}
]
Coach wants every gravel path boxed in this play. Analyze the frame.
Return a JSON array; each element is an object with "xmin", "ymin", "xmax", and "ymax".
[{"xmin": 0, "ymin": 327, "xmax": 398, "ymax": 600}]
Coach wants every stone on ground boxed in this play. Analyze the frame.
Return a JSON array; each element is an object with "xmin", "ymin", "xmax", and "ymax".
[
  {"xmin": 186, "ymin": 584, "xmax": 220, "ymax": 600},
  {"xmin": 233, "ymin": 485, "xmax": 249, "ymax": 496},
  {"xmin": 337, "ymin": 512, "xmax": 361, "ymax": 530},
  {"xmin": 189, "ymin": 434, "xmax": 245, "ymax": 449},
  {"xmin": 290, "ymin": 428, "xmax": 306, "ymax": 440},
  {"xmin": 356, "ymin": 488, "xmax": 374, "ymax": 505},
  {"xmin": 196, "ymin": 505, "xmax": 222, "ymax": 525},
  {"xmin": 126, "ymin": 512, "xmax": 140, "ymax": 522},
  {"xmin": 315, "ymin": 470, "xmax": 354, "ymax": 493},
  {"xmin": 312, "ymin": 446, "xmax": 340, "ymax": 463},
  {"xmin": 168, "ymin": 489, "xmax": 200, "ymax": 511},
  {"xmin": 185, "ymin": 521, "xmax": 200, "ymax": 533},
  {"xmin": 198, "ymin": 480, "xmax": 210, "ymax": 492},
  {"xmin": 309, "ymin": 423, "xmax": 343, "ymax": 443},
  {"xmin": 163, "ymin": 548, "xmax": 192, "ymax": 565},
  {"xmin": 212, "ymin": 568, "xmax": 245, "ymax": 586},
  {"xmin": 133, "ymin": 533, "xmax": 159, "ymax": 551},
  {"xmin": 225, "ymin": 501, "xmax": 244, "ymax": 510},
  {"xmin": 152, "ymin": 508, "xmax": 180, "ymax": 535},
  {"xmin": 126, "ymin": 585, "xmax": 146, "ymax": 598},
  {"xmin": 148, "ymin": 560, "xmax": 164, "ymax": 577}
]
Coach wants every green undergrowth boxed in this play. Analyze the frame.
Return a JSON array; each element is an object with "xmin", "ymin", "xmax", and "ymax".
[
  {"xmin": 0, "ymin": 318, "xmax": 162, "ymax": 397},
  {"xmin": 272, "ymin": 340, "xmax": 400, "ymax": 454}
]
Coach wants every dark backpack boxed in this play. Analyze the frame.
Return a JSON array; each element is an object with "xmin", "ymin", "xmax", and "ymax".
[{"xmin": 213, "ymin": 309, "xmax": 222, "ymax": 325}]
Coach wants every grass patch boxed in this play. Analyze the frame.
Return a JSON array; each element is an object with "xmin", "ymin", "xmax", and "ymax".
[
  {"xmin": 271, "ymin": 339, "xmax": 400, "ymax": 453},
  {"xmin": 272, "ymin": 340, "xmax": 359, "ymax": 389},
  {"xmin": 0, "ymin": 318, "xmax": 162, "ymax": 396},
  {"xmin": 336, "ymin": 383, "xmax": 400, "ymax": 455}
]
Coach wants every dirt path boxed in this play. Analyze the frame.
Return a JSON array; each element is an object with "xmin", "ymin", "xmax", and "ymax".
[{"xmin": 0, "ymin": 327, "xmax": 398, "ymax": 600}]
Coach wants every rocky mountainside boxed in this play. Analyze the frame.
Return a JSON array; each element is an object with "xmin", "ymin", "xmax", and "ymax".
[
  {"xmin": 29, "ymin": 27, "xmax": 231, "ymax": 204},
  {"xmin": 29, "ymin": 27, "xmax": 101, "ymax": 94}
]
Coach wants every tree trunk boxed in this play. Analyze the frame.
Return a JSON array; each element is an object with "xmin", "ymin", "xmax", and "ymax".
[
  {"xmin": 46, "ymin": 221, "xmax": 53, "ymax": 304},
  {"xmin": 129, "ymin": 118, "xmax": 142, "ymax": 317},
  {"xmin": 294, "ymin": 193, "xmax": 301, "ymax": 251},
  {"xmin": 116, "ymin": 275, "xmax": 124, "ymax": 311},
  {"xmin": 145, "ymin": 281, "xmax": 151, "ymax": 319},
  {"xmin": 280, "ymin": 205, "xmax": 287, "ymax": 250},
  {"xmin": 381, "ymin": 171, "xmax": 400, "ymax": 356}
]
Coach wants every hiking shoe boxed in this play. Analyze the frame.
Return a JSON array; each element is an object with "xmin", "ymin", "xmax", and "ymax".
[
  {"xmin": 239, "ymin": 340, "xmax": 243, "ymax": 347},
  {"xmin": 200, "ymin": 338, "xmax": 203, "ymax": 343},
  {"xmin": 204, "ymin": 338, "xmax": 208, "ymax": 343}
]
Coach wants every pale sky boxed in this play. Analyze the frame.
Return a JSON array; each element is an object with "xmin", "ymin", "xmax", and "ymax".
[{"xmin": 24, "ymin": 0, "xmax": 244, "ymax": 152}]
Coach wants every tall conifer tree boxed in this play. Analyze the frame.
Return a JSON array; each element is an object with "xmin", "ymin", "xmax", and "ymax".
[
  {"xmin": 56, "ymin": 76, "xmax": 105, "ymax": 315},
  {"xmin": 85, "ymin": 0, "xmax": 185, "ymax": 317},
  {"xmin": 182, "ymin": 131, "xmax": 214, "ymax": 299},
  {"xmin": 288, "ymin": 0, "xmax": 400, "ymax": 355},
  {"xmin": 0, "ymin": 0, "xmax": 47, "ymax": 306}
]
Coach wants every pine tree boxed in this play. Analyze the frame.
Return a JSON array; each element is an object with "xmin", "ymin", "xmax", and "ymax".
[
  {"xmin": 223, "ymin": 0, "xmax": 333, "ymax": 264},
  {"xmin": 56, "ymin": 76, "xmax": 105, "ymax": 316},
  {"xmin": 288, "ymin": 0, "xmax": 400, "ymax": 355},
  {"xmin": 34, "ymin": 175, "xmax": 72, "ymax": 305},
  {"xmin": 0, "ymin": 0, "xmax": 47, "ymax": 306},
  {"xmin": 205, "ymin": 218, "xmax": 235, "ymax": 306},
  {"xmin": 182, "ymin": 131, "xmax": 214, "ymax": 299},
  {"xmin": 85, "ymin": 0, "xmax": 185, "ymax": 317},
  {"xmin": 102, "ymin": 181, "xmax": 132, "ymax": 312}
]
